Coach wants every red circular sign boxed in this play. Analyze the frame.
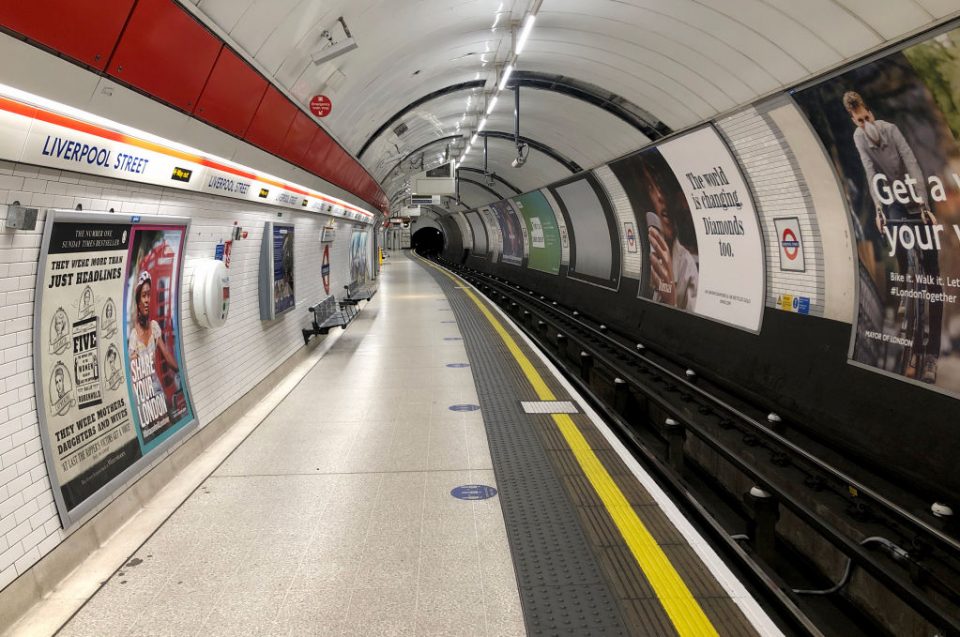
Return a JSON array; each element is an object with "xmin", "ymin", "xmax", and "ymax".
[
  {"xmin": 310, "ymin": 95, "xmax": 332, "ymax": 118},
  {"xmin": 321, "ymin": 245, "xmax": 331, "ymax": 293},
  {"xmin": 781, "ymin": 228, "xmax": 800, "ymax": 260}
]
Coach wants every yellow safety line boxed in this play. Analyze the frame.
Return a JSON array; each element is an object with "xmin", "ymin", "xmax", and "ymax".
[{"xmin": 419, "ymin": 256, "xmax": 719, "ymax": 637}]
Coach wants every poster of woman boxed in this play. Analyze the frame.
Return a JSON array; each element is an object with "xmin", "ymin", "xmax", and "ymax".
[
  {"xmin": 34, "ymin": 212, "xmax": 196, "ymax": 525},
  {"xmin": 125, "ymin": 226, "xmax": 193, "ymax": 449}
]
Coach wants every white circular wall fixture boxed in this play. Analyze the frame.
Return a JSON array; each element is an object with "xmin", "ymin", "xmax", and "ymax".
[{"xmin": 192, "ymin": 259, "xmax": 230, "ymax": 329}]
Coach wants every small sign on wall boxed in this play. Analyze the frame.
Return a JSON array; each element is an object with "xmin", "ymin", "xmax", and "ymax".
[
  {"xmin": 774, "ymin": 217, "xmax": 805, "ymax": 272},
  {"xmin": 310, "ymin": 95, "xmax": 332, "ymax": 117}
]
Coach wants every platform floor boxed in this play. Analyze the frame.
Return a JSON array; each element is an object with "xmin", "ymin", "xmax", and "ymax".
[{"xmin": 56, "ymin": 252, "xmax": 777, "ymax": 637}]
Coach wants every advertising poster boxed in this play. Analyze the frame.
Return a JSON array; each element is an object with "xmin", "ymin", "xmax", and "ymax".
[
  {"xmin": 610, "ymin": 126, "xmax": 764, "ymax": 331},
  {"xmin": 489, "ymin": 200, "xmax": 525, "ymax": 265},
  {"xmin": 479, "ymin": 206, "xmax": 502, "ymax": 262},
  {"xmin": 272, "ymin": 224, "xmax": 295, "ymax": 315},
  {"xmin": 512, "ymin": 190, "xmax": 562, "ymax": 275},
  {"xmin": 34, "ymin": 212, "xmax": 195, "ymax": 524},
  {"xmin": 793, "ymin": 26, "xmax": 960, "ymax": 394},
  {"xmin": 465, "ymin": 211, "xmax": 488, "ymax": 257},
  {"xmin": 124, "ymin": 226, "xmax": 193, "ymax": 450},
  {"xmin": 350, "ymin": 229, "xmax": 370, "ymax": 284},
  {"xmin": 551, "ymin": 177, "xmax": 619, "ymax": 286}
]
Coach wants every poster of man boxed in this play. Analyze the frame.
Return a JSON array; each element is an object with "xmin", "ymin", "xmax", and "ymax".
[
  {"xmin": 125, "ymin": 226, "xmax": 192, "ymax": 448},
  {"xmin": 793, "ymin": 27, "xmax": 960, "ymax": 394}
]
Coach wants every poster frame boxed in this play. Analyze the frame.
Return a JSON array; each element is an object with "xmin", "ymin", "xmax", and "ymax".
[
  {"xmin": 259, "ymin": 220, "xmax": 296, "ymax": 320},
  {"xmin": 613, "ymin": 123, "xmax": 766, "ymax": 334},
  {"xmin": 33, "ymin": 209, "xmax": 197, "ymax": 529},
  {"xmin": 465, "ymin": 210, "xmax": 489, "ymax": 260},
  {"xmin": 785, "ymin": 20, "xmax": 960, "ymax": 398},
  {"xmin": 548, "ymin": 172, "xmax": 622, "ymax": 292},
  {"xmin": 511, "ymin": 189, "xmax": 563, "ymax": 275}
]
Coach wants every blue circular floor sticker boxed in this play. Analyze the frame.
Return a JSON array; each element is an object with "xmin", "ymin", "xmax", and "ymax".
[
  {"xmin": 446, "ymin": 363, "xmax": 470, "ymax": 368},
  {"xmin": 451, "ymin": 485, "xmax": 498, "ymax": 500},
  {"xmin": 449, "ymin": 404, "xmax": 480, "ymax": 412}
]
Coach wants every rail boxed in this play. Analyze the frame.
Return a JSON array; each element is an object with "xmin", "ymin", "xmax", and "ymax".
[{"xmin": 437, "ymin": 259, "xmax": 960, "ymax": 637}]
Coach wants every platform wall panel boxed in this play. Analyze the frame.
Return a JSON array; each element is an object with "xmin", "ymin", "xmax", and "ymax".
[{"xmin": 0, "ymin": 161, "xmax": 371, "ymax": 592}]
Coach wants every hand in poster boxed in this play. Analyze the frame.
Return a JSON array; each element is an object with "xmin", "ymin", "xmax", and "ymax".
[
  {"xmin": 875, "ymin": 205, "xmax": 887, "ymax": 233},
  {"xmin": 920, "ymin": 205, "xmax": 937, "ymax": 225},
  {"xmin": 648, "ymin": 225, "xmax": 677, "ymax": 306}
]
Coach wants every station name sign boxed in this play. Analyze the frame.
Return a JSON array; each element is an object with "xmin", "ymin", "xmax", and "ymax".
[{"xmin": 0, "ymin": 89, "xmax": 374, "ymax": 225}]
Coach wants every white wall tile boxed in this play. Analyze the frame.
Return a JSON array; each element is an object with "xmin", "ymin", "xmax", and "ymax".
[{"xmin": 0, "ymin": 160, "xmax": 375, "ymax": 592}]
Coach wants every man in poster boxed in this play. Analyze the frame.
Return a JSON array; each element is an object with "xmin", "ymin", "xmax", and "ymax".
[
  {"xmin": 844, "ymin": 90, "xmax": 943, "ymax": 382},
  {"xmin": 793, "ymin": 29, "xmax": 960, "ymax": 395}
]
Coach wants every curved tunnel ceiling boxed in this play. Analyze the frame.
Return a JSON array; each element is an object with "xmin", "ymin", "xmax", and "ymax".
[{"xmin": 189, "ymin": 0, "xmax": 959, "ymax": 210}]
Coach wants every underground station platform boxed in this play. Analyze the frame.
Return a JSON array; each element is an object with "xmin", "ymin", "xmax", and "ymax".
[{"xmin": 26, "ymin": 253, "xmax": 781, "ymax": 637}]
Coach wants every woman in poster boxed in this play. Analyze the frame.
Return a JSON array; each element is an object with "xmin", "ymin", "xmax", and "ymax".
[
  {"xmin": 128, "ymin": 269, "xmax": 179, "ymax": 433},
  {"xmin": 641, "ymin": 161, "xmax": 699, "ymax": 311}
]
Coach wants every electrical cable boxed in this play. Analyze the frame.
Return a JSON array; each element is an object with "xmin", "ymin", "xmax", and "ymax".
[{"xmin": 791, "ymin": 536, "xmax": 909, "ymax": 595}]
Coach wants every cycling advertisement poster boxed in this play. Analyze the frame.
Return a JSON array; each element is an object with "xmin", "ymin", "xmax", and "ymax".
[{"xmin": 792, "ymin": 26, "xmax": 960, "ymax": 395}]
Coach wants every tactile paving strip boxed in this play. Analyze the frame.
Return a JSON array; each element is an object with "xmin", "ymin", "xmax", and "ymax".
[
  {"xmin": 422, "ymin": 264, "xmax": 632, "ymax": 636},
  {"xmin": 419, "ymin": 259, "xmax": 762, "ymax": 637}
]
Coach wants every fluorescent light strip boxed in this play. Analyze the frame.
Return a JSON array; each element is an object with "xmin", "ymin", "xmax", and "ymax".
[
  {"xmin": 486, "ymin": 95, "xmax": 499, "ymax": 115},
  {"xmin": 478, "ymin": 117, "xmax": 488, "ymax": 132},
  {"xmin": 498, "ymin": 64, "xmax": 514, "ymax": 91},
  {"xmin": 515, "ymin": 14, "xmax": 536, "ymax": 55}
]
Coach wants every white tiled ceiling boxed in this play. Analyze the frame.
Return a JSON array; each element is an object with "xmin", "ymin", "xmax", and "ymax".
[{"xmin": 188, "ymin": 0, "xmax": 959, "ymax": 207}]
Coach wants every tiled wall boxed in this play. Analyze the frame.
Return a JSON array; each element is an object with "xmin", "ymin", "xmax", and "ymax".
[{"xmin": 0, "ymin": 160, "xmax": 367, "ymax": 591}]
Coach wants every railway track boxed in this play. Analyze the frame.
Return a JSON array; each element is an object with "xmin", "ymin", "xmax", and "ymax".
[{"xmin": 432, "ymin": 256, "xmax": 960, "ymax": 637}]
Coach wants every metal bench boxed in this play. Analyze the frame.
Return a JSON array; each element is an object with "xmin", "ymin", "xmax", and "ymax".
[
  {"xmin": 342, "ymin": 279, "xmax": 377, "ymax": 305},
  {"xmin": 302, "ymin": 295, "xmax": 356, "ymax": 344}
]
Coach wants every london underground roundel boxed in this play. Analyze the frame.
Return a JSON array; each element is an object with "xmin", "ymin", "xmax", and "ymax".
[
  {"xmin": 781, "ymin": 228, "xmax": 799, "ymax": 261},
  {"xmin": 321, "ymin": 245, "xmax": 331, "ymax": 293}
]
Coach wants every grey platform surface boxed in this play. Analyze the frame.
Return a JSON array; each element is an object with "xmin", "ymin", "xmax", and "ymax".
[
  {"xmin": 57, "ymin": 252, "xmax": 759, "ymax": 637},
  {"xmin": 58, "ymin": 255, "xmax": 525, "ymax": 637},
  {"xmin": 418, "ymin": 260, "xmax": 632, "ymax": 637},
  {"xmin": 418, "ymin": 257, "xmax": 761, "ymax": 637}
]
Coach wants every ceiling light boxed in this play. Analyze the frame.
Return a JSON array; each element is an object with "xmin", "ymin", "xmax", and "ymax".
[
  {"xmin": 471, "ymin": 133, "xmax": 478, "ymax": 145},
  {"xmin": 478, "ymin": 117, "xmax": 488, "ymax": 132},
  {"xmin": 486, "ymin": 95, "xmax": 498, "ymax": 115},
  {"xmin": 310, "ymin": 17, "xmax": 358, "ymax": 65},
  {"xmin": 498, "ymin": 64, "xmax": 513, "ymax": 91},
  {"xmin": 515, "ymin": 14, "xmax": 536, "ymax": 55}
]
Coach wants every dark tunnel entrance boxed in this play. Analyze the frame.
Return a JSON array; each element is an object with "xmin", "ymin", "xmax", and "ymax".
[{"xmin": 412, "ymin": 227, "xmax": 444, "ymax": 257}]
